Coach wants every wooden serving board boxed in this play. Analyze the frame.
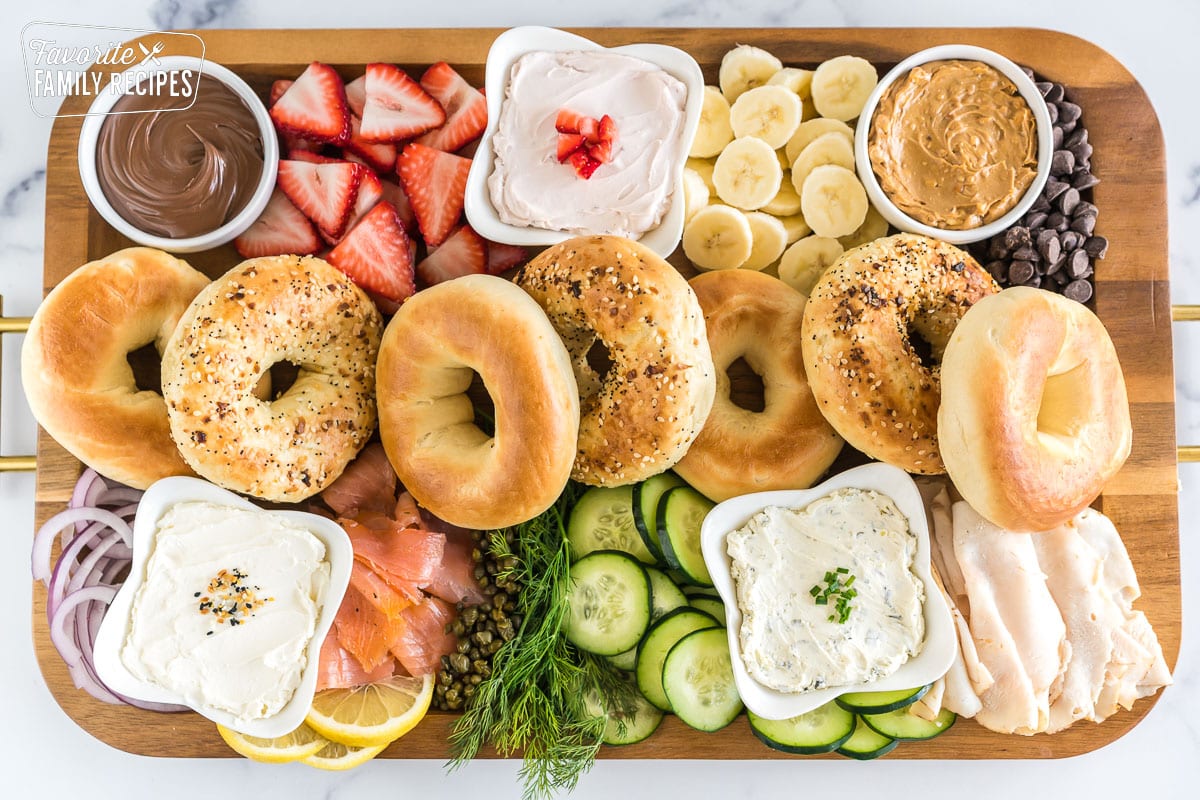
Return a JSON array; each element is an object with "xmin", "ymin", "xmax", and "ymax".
[{"xmin": 33, "ymin": 27, "xmax": 1178, "ymax": 760}]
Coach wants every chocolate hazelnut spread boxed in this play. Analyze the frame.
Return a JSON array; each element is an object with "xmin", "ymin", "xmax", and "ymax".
[
  {"xmin": 96, "ymin": 74, "xmax": 264, "ymax": 238},
  {"xmin": 868, "ymin": 60, "xmax": 1038, "ymax": 230}
]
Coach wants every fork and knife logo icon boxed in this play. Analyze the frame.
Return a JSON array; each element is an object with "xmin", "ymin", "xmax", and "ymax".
[{"xmin": 137, "ymin": 41, "xmax": 165, "ymax": 66}]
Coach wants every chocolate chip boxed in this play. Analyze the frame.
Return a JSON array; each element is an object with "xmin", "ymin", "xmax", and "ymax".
[
  {"xmin": 1046, "ymin": 252, "xmax": 1068, "ymax": 275},
  {"xmin": 1070, "ymin": 141, "xmax": 1093, "ymax": 165},
  {"xmin": 1057, "ymin": 187, "xmax": 1081, "ymax": 215},
  {"xmin": 1072, "ymin": 172, "xmax": 1100, "ymax": 191},
  {"xmin": 1053, "ymin": 126, "xmax": 1064, "ymax": 150},
  {"xmin": 1056, "ymin": 101, "xmax": 1082, "ymax": 125},
  {"xmin": 1063, "ymin": 279, "xmax": 1093, "ymax": 303},
  {"xmin": 1025, "ymin": 211, "xmax": 1048, "ymax": 230},
  {"xmin": 1032, "ymin": 194, "xmax": 1052, "ymax": 213},
  {"xmin": 1067, "ymin": 249, "xmax": 1091, "ymax": 278},
  {"xmin": 1012, "ymin": 245, "xmax": 1039, "ymax": 262},
  {"xmin": 1051, "ymin": 268, "xmax": 1070, "ymax": 285},
  {"xmin": 1084, "ymin": 236, "xmax": 1109, "ymax": 259},
  {"xmin": 1047, "ymin": 102, "xmax": 1059, "ymax": 124},
  {"xmin": 1045, "ymin": 83, "xmax": 1065, "ymax": 104},
  {"xmin": 1023, "ymin": 275, "xmax": 1043, "ymax": 288},
  {"xmin": 985, "ymin": 261, "xmax": 1009, "ymax": 282},
  {"xmin": 1045, "ymin": 178, "xmax": 1070, "ymax": 201},
  {"xmin": 1037, "ymin": 229, "xmax": 1062, "ymax": 263},
  {"xmin": 1073, "ymin": 201, "xmax": 1098, "ymax": 219},
  {"xmin": 1021, "ymin": 66, "xmax": 1036, "ymax": 80},
  {"xmin": 988, "ymin": 239, "xmax": 1010, "ymax": 260},
  {"xmin": 1051, "ymin": 149, "xmax": 1076, "ymax": 176},
  {"xmin": 1004, "ymin": 226, "xmax": 1031, "ymax": 249},
  {"xmin": 1009, "ymin": 261, "xmax": 1036, "ymax": 284},
  {"xmin": 1047, "ymin": 211, "xmax": 1069, "ymax": 232},
  {"xmin": 1070, "ymin": 213, "xmax": 1097, "ymax": 236},
  {"xmin": 1065, "ymin": 127, "xmax": 1088, "ymax": 149},
  {"xmin": 1060, "ymin": 231, "xmax": 1084, "ymax": 251},
  {"xmin": 1036, "ymin": 81, "xmax": 1053, "ymax": 97},
  {"xmin": 1059, "ymin": 119, "xmax": 1077, "ymax": 135}
]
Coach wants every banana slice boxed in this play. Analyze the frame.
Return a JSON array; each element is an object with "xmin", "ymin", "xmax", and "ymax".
[
  {"xmin": 690, "ymin": 86, "xmax": 735, "ymax": 158},
  {"xmin": 741, "ymin": 211, "xmax": 789, "ymax": 271},
  {"xmin": 683, "ymin": 204, "xmax": 754, "ymax": 270},
  {"xmin": 686, "ymin": 157, "xmax": 717, "ymax": 195},
  {"xmin": 810, "ymin": 55, "xmax": 878, "ymax": 121},
  {"xmin": 785, "ymin": 118, "xmax": 855, "ymax": 166},
  {"xmin": 800, "ymin": 164, "xmax": 868, "ymax": 238},
  {"xmin": 767, "ymin": 67, "xmax": 814, "ymax": 99},
  {"xmin": 790, "ymin": 131, "xmax": 855, "ymax": 196},
  {"xmin": 838, "ymin": 204, "xmax": 890, "ymax": 250},
  {"xmin": 729, "ymin": 85, "xmax": 803, "ymax": 149},
  {"xmin": 779, "ymin": 212, "xmax": 812, "ymax": 244},
  {"xmin": 719, "ymin": 45, "xmax": 783, "ymax": 103},
  {"xmin": 712, "ymin": 137, "xmax": 782, "ymax": 211},
  {"xmin": 682, "ymin": 168, "xmax": 711, "ymax": 222},
  {"xmin": 778, "ymin": 235, "xmax": 845, "ymax": 294},
  {"xmin": 762, "ymin": 175, "xmax": 802, "ymax": 217}
]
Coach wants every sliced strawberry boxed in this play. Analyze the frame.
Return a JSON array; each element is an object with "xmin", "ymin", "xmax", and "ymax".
[
  {"xmin": 322, "ymin": 169, "xmax": 384, "ymax": 246},
  {"xmin": 344, "ymin": 114, "xmax": 398, "ymax": 173},
  {"xmin": 378, "ymin": 179, "xmax": 416, "ymax": 234},
  {"xmin": 270, "ymin": 62, "xmax": 351, "ymax": 144},
  {"xmin": 579, "ymin": 116, "xmax": 599, "ymax": 141},
  {"xmin": 598, "ymin": 114, "xmax": 617, "ymax": 143},
  {"xmin": 415, "ymin": 62, "xmax": 487, "ymax": 152},
  {"xmin": 234, "ymin": 189, "xmax": 321, "ymax": 258},
  {"xmin": 344, "ymin": 75, "xmax": 366, "ymax": 118},
  {"xmin": 360, "ymin": 63, "xmax": 445, "ymax": 143},
  {"xmin": 567, "ymin": 150, "xmax": 601, "ymax": 179},
  {"xmin": 485, "ymin": 241, "xmax": 529, "ymax": 275},
  {"xmin": 277, "ymin": 159, "xmax": 363, "ymax": 239},
  {"xmin": 268, "ymin": 79, "xmax": 293, "ymax": 108},
  {"xmin": 557, "ymin": 132, "xmax": 585, "ymax": 162},
  {"xmin": 587, "ymin": 138, "xmax": 613, "ymax": 165},
  {"xmin": 417, "ymin": 224, "xmax": 486, "ymax": 286},
  {"xmin": 327, "ymin": 200, "xmax": 416, "ymax": 302},
  {"xmin": 287, "ymin": 149, "xmax": 339, "ymax": 164},
  {"xmin": 396, "ymin": 143, "xmax": 471, "ymax": 247},
  {"xmin": 366, "ymin": 289, "xmax": 402, "ymax": 316},
  {"xmin": 555, "ymin": 108, "xmax": 589, "ymax": 135}
]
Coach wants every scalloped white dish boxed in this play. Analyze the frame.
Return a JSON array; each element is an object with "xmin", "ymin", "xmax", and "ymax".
[
  {"xmin": 700, "ymin": 462, "xmax": 956, "ymax": 721},
  {"xmin": 92, "ymin": 476, "xmax": 352, "ymax": 738},
  {"xmin": 464, "ymin": 26, "xmax": 704, "ymax": 258}
]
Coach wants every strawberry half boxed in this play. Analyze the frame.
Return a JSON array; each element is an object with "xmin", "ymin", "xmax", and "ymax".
[
  {"xmin": 344, "ymin": 75, "xmax": 366, "ymax": 118},
  {"xmin": 277, "ymin": 159, "xmax": 363, "ymax": 240},
  {"xmin": 378, "ymin": 179, "xmax": 417, "ymax": 234},
  {"xmin": 360, "ymin": 63, "xmax": 445, "ymax": 143},
  {"xmin": 328, "ymin": 200, "xmax": 416, "ymax": 302},
  {"xmin": 485, "ymin": 241, "xmax": 529, "ymax": 275},
  {"xmin": 396, "ymin": 143, "xmax": 471, "ymax": 247},
  {"xmin": 322, "ymin": 169, "xmax": 384, "ymax": 246},
  {"xmin": 344, "ymin": 114, "xmax": 398, "ymax": 173},
  {"xmin": 270, "ymin": 62, "xmax": 351, "ymax": 144},
  {"xmin": 417, "ymin": 224, "xmax": 487, "ymax": 286},
  {"xmin": 234, "ymin": 189, "xmax": 321, "ymax": 258},
  {"xmin": 268, "ymin": 79, "xmax": 293, "ymax": 108},
  {"xmin": 415, "ymin": 62, "xmax": 487, "ymax": 153}
]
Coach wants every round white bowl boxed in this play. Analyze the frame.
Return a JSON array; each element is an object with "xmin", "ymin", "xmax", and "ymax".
[
  {"xmin": 77, "ymin": 56, "xmax": 278, "ymax": 253},
  {"xmin": 699, "ymin": 462, "xmax": 957, "ymax": 721},
  {"xmin": 854, "ymin": 45, "xmax": 1053, "ymax": 246},
  {"xmin": 463, "ymin": 26, "xmax": 704, "ymax": 259}
]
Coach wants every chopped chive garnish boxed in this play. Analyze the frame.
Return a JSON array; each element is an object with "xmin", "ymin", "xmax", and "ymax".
[{"xmin": 810, "ymin": 567, "xmax": 858, "ymax": 624}]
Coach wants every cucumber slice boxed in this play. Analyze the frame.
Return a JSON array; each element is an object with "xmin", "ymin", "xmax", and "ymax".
[
  {"xmin": 688, "ymin": 597, "xmax": 726, "ymax": 624},
  {"xmin": 836, "ymin": 717, "xmax": 898, "ymax": 760},
  {"xmin": 635, "ymin": 608, "xmax": 720, "ymax": 711},
  {"xmin": 656, "ymin": 486, "xmax": 716, "ymax": 586},
  {"xmin": 646, "ymin": 566, "xmax": 688, "ymax": 622},
  {"xmin": 607, "ymin": 646, "xmax": 639, "ymax": 671},
  {"xmin": 682, "ymin": 584, "xmax": 721, "ymax": 599},
  {"xmin": 584, "ymin": 688, "xmax": 665, "ymax": 746},
  {"xmin": 567, "ymin": 486, "xmax": 655, "ymax": 565},
  {"xmin": 563, "ymin": 551, "xmax": 652, "ymax": 656},
  {"xmin": 862, "ymin": 706, "xmax": 956, "ymax": 741},
  {"xmin": 748, "ymin": 701, "xmax": 855, "ymax": 755},
  {"xmin": 836, "ymin": 684, "xmax": 930, "ymax": 714},
  {"xmin": 633, "ymin": 473, "xmax": 686, "ymax": 560},
  {"xmin": 661, "ymin": 627, "xmax": 743, "ymax": 732}
]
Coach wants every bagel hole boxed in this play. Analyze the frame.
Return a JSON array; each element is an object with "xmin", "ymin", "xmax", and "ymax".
[
  {"xmin": 906, "ymin": 323, "xmax": 937, "ymax": 369},
  {"xmin": 586, "ymin": 340, "xmax": 614, "ymax": 379},
  {"xmin": 268, "ymin": 361, "xmax": 301, "ymax": 399},
  {"xmin": 467, "ymin": 371, "xmax": 497, "ymax": 437},
  {"xmin": 728, "ymin": 357, "xmax": 765, "ymax": 413},
  {"xmin": 126, "ymin": 343, "xmax": 162, "ymax": 394},
  {"xmin": 1037, "ymin": 362, "xmax": 1089, "ymax": 439}
]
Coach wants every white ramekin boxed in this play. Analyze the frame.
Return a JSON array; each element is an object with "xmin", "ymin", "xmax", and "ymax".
[
  {"xmin": 77, "ymin": 56, "xmax": 278, "ymax": 253},
  {"xmin": 854, "ymin": 45, "xmax": 1053, "ymax": 246}
]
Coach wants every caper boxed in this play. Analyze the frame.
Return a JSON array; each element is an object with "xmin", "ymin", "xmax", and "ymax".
[{"xmin": 450, "ymin": 652, "xmax": 471, "ymax": 673}]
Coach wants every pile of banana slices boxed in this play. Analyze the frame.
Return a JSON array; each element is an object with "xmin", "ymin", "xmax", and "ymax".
[{"xmin": 681, "ymin": 45, "xmax": 888, "ymax": 293}]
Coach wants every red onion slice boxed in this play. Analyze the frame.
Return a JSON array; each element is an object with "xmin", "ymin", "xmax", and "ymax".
[{"xmin": 33, "ymin": 507, "xmax": 133, "ymax": 583}]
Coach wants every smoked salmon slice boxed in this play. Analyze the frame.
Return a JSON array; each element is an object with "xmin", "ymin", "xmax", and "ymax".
[
  {"xmin": 315, "ymin": 632, "xmax": 396, "ymax": 691},
  {"xmin": 322, "ymin": 442, "xmax": 397, "ymax": 517},
  {"xmin": 425, "ymin": 527, "xmax": 488, "ymax": 606},
  {"xmin": 348, "ymin": 559, "xmax": 412, "ymax": 619},
  {"xmin": 341, "ymin": 517, "xmax": 446, "ymax": 588},
  {"xmin": 394, "ymin": 491, "xmax": 422, "ymax": 529},
  {"xmin": 391, "ymin": 596, "xmax": 458, "ymax": 677},
  {"xmin": 333, "ymin": 584, "xmax": 407, "ymax": 672}
]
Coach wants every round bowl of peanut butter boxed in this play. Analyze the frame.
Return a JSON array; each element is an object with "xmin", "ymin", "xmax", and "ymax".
[{"xmin": 855, "ymin": 45, "xmax": 1052, "ymax": 245}]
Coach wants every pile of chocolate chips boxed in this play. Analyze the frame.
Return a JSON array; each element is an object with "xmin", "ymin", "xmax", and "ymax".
[{"xmin": 971, "ymin": 71, "xmax": 1105, "ymax": 304}]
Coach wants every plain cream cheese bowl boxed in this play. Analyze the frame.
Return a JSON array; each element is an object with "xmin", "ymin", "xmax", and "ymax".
[
  {"xmin": 700, "ymin": 462, "xmax": 957, "ymax": 721},
  {"xmin": 92, "ymin": 476, "xmax": 352, "ymax": 738}
]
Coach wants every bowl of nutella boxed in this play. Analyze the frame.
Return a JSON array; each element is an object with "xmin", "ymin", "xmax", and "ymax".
[
  {"xmin": 855, "ymin": 45, "xmax": 1053, "ymax": 245},
  {"xmin": 78, "ymin": 56, "xmax": 277, "ymax": 253},
  {"xmin": 464, "ymin": 26, "xmax": 704, "ymax": 259}
]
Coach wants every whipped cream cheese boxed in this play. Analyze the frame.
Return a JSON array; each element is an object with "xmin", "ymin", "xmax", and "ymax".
[
  {"xmin": 488, "ymin": 49, "xmax": 688, "ymax": 237},
  {"xmin": 121, "ymin": 501, "xmax": 329, "ymax": 722},
  {"xmin": 727, "ymin": 489, "xmax": 925, "ymax": 694}
]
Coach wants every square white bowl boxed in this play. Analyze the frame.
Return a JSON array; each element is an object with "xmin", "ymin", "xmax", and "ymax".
[
  {"xmin": 699, "ymin": 462, "xmax": 957, "ymax": 720},
  {"xmin": 92, "ymin": 476, "xmax": 352, "ymax": 738},
  {"xmin": 464, "ymin": 26, "xmax": 704, "ymax": 259}
]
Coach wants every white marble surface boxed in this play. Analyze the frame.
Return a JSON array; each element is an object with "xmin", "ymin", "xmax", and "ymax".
[{"xmin": 2, "ymin": 0, "xmax": 1197, "ymax": 796}]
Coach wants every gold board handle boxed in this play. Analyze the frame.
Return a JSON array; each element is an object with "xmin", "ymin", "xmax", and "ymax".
[{"xmin": 1, "ymin": 302, "xmax": 1199, "ymax": 469}]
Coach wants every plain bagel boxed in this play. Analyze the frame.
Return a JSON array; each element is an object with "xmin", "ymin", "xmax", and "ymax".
[
  {"xmin": 938, "ymin": 286, "xmax": 1132, "ymax": 531},
  {"xmin": 516, "ymin": 235, "xmax": 716, "ymax": 486},
  {"xmin": 21, "ymin": 247, "xmax": 209, "ymax": 489},
  {"xmin": 674, "ymin": 270, "xmax": 843, "ymax": 501},
  {"xmin": 376, "ymin": 274, "xmax": 579, "ymax": 529},
  {"xmin": 162, "ymin": 255, "xmax": 382, "ymax": 502}
]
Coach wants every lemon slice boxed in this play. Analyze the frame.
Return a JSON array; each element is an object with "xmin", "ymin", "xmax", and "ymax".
[
  {"xmin": 305, "ymin": 673, "xmax": 434, "ymax": 747},
  {"xmin": 301, "ymin": 740, "xmax": 389, "ymax": 771},
  {"xmin": 216, "ymin": 722, "xmax": 328, "ymax": 764}
]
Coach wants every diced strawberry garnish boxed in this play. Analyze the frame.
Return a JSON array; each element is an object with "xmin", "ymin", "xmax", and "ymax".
[
  {"xmin": 360, "ymin": 63, "xmax": 445, "ymax": 143},
  {"xmin": 234, "ymin": 189, "xmax": 321, "ymax": 258},
  {"xmin": 417, "ymin": 224, "xmax": 487, "ymax": 286},
  {"xmin": 485, "ymin": 241, "xmax": 529, "ymax": 275},
  {"xmin": 555, "ymin": 108, "xmax": 590, "ymax": 135},
  {"xmin": 396, "ymin": 143, "xmax": 471, "ymax": 247},
  {"xmin": 415, "ymin": 62, "xmax": 487, "ymax": 153},
  {"xmin": 327, "ymin": 201, "xmax": 416, "ymax": 302},
  {"xmin": 378, "ymin": 179, "xmax": 417, "ymax": 234},
  {"xmin": 578, "ymin": 116, "xmax": 599, "ymax": 141},
  {"xmin": 268, "ymin": 79, "xmax": 293, "ymax": 108},
  {"xmin": 587, "ymin": 138, "xmax": 613, "ymax": 165},
  {"xmin": 270, "ymin": 62, "xmax": 351, "ymax": 144},
  {"xmin": 344, "ymin": 75, "xmax": 366, "ymax": 118},
  {"xmin": 277, "ymin": 159, "xmax": 364, "ymax": 239},
  {"xmin": 287, "ymin": 149, "xmax": 339, "ymax": 164},
  {"xmin": 322, "ymin": 169, "xmax": 384, "ymax": 246},
  {"xmin": 344, "ymin": 114, "xmax": 398, "ymax": 173},
  {"xmin": 556, "ymin": 133, "xmax": 585, "ymax": 162},
  {"xmin": 567, "ymin": 150, "xmax": 601, "ymax": 179},
  {"xmin": 598, "ymin": 114, "xmax": 617, "ymax": 143}
]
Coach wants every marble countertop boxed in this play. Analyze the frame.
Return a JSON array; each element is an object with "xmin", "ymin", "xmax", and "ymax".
[{"xmin": 2, "ymin": 0, "xmax": 1196, "ymax": 796}]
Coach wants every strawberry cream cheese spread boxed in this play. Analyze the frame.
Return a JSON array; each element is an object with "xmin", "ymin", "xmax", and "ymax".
[{"xmin": 488, "ymin": 50, "xmax": 688, "ymax": 238}]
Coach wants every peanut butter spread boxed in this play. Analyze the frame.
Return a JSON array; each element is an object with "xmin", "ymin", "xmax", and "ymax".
[{"xmin": 868, "ymin": 60, "xmax": 1038, "ymax": 230}]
